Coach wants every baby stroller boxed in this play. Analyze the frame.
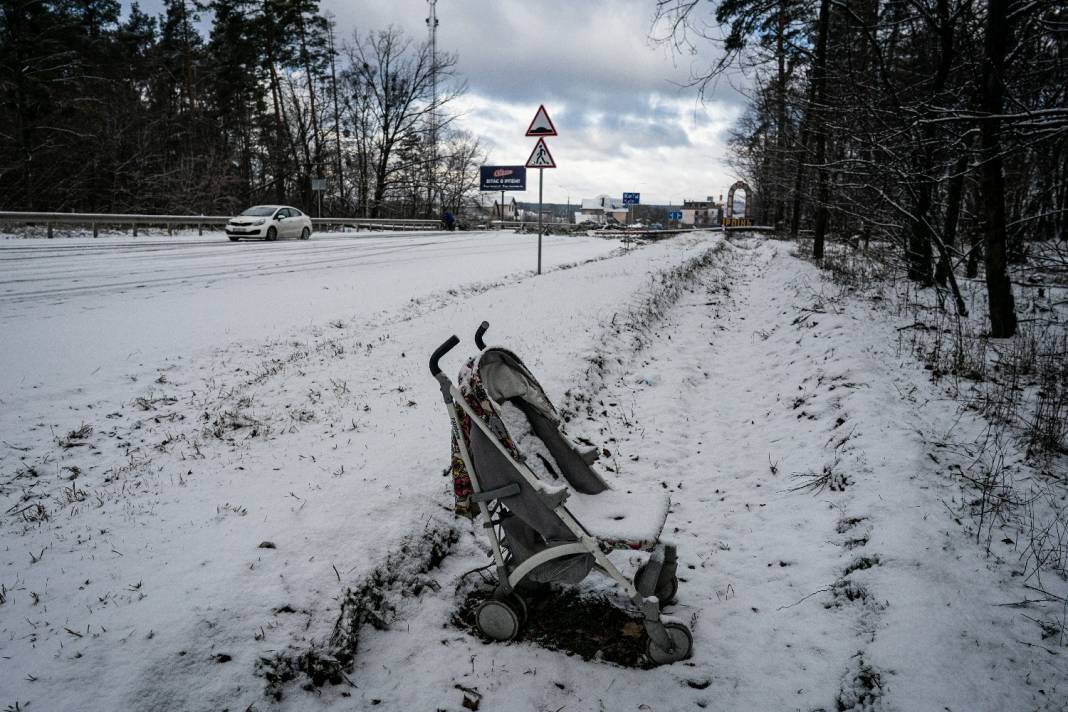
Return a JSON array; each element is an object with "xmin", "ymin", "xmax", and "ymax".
[{"xmin": 430, "ymin": 322, "xmax": 693, "ymax": 664}]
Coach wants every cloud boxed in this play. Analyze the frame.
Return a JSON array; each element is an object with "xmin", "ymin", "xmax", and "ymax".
[
  {"xmin": 455, "ymin": 92, "xmax": 742, "ymax": 205},
  {"xmin": 326, "ymin": 0, "xmax": 745, "ymax": 111}
]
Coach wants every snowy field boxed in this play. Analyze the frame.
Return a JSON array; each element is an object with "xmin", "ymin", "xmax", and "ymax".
[{"xmin": 1, "ymin": 231, "xmax": 1065, "ymax": 711}]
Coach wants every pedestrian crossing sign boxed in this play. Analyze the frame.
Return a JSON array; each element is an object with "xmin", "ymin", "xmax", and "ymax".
[{"xmin": 525, "ymin": 138, "xmax": 556, "ymax": 168}]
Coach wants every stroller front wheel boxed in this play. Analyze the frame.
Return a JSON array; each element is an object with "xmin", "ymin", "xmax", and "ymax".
[
  {"xmin": 647, "ymin": 622, "xmax": 693, "ymax": 665},
  {"xmin": 476, "ymin": 599, "xmax": 522, "ymax": 641}
]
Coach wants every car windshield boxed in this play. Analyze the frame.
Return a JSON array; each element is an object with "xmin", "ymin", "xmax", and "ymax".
[{"xmin": 239, "ymin": 206, "xmax": 276, "ymax": 217}]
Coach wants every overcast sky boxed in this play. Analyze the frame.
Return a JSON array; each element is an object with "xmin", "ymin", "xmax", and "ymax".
[
  {"xmin": 324, "ymin": 0, "xmax": 742, "ymax": 205},
  {"xmin": 135, "ymin": 0, "xmax": 743, "ymax": 205}
]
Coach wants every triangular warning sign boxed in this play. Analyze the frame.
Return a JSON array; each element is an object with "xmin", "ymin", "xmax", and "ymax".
[
  {"xmin": 525, "ymin": 105, "xmax": 558, "ymax": 137},
  {"xmin": 525, "ymin": 138, "xmax": 556, "ymax": 168}
]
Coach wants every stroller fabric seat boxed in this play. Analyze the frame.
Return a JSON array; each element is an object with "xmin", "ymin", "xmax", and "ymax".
[{"xmin": 566, "ymin": 486, "xmax": 669, "ymax": 551}]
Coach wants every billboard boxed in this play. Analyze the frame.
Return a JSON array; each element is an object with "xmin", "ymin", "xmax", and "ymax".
[
  {"xmin": 622, "ymin": 192, "xmax": 640, "ymax": 205},
  {"xmin": 480, "ymin": 166, "xmax": 527, "ymax": 191}
]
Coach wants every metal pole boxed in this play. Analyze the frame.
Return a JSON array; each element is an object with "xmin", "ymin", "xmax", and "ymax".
[
  {"xmin": 537, "ymin": 168, "xmax": 543, "ymax": 275},
  {"xmin": 427, "ymin": 0, "xmax": 438, "ymax": 216}
]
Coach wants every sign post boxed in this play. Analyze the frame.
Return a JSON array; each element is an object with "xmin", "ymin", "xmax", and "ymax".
[
  {"xmin": 525, "ymin": 106, "xmax": 558, "ymax": 275},
  {"xmin": 311, "ymin": 177, "xmax": 327, "ymax": 217},
  {"xmin": 622, "ymin": 192, "xmax": 639, "ymax": 226}
]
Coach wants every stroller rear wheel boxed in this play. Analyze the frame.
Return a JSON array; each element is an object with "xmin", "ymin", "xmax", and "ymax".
[
  {"xmin": 505, "ymin": 593, "xmax": 528, "ymax": 625},
  {"xmin": 475, "ymin": 599, "xmax": 521, "ymax": 641},
  {"xmin": 646, "ymin": 622, "xmax": 693, "ymax": 665}
]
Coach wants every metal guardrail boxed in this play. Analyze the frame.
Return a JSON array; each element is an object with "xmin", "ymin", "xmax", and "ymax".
[
  {"xmin": 0, "ymin": 211, "xmax": 442, "ymax": 238},
  {"xmin": 0, "ymin": 211, "xmax": 780, "ymax": 239},
  {"xmin": 722, "ymin": 225, "xmax": 777, "ymax": 232}
]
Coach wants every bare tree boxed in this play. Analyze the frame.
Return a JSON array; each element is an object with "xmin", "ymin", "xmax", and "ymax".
[{"xmin": 341, "ymin": 26, "xmax": 464, "ymax": 218}]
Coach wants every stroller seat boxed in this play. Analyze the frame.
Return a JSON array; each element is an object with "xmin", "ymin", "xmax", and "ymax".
[{"xmin": 566, "ymin": 486, "xmax": 670, "ymax": 552}]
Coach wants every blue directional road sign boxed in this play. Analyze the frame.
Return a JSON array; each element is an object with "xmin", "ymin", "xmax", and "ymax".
[
  {"xmin": 622, "ymin": 192, "xmax": 640, "ymax": 205},
  {"xmin": 668, "ymin": 211, "xmax": 683, "ymax": 220}
]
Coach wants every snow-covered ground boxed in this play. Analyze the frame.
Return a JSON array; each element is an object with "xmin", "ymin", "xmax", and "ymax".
[
  {"xmin": 1, "ymin": 232, "xmax": 1065, "ymax": 711},
  {"xmin": 0, "ymin": 230, "xmax": 617, "ymax": 416}
]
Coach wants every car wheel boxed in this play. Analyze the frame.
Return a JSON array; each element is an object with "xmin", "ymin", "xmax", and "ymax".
[
  {"xmin": 300, "ymin": 227, "xmax": 310, "ymax": 240},
  {"xmin": 266, "ymin": 226, "xmax": 277, "ymax": 241},
  {"xmin": 228, "ymin": 236, "xmax": 239, "ymax": 242}
]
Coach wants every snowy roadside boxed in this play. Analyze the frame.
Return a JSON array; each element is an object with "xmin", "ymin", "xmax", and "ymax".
[
  {"xmin": 294, "ymin": 237, "xmax": 1065, "ymax": 711},
  {"xmin": 0, "ymin": 231, "xmax": 722, "ymax": 711},
  {"xmin": 3, "ymin": 233, "xmax": 1064, "ymax": 712}
]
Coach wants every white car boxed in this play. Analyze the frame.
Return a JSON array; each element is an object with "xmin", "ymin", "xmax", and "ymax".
[{"xmin": 226, "ymin": 205, "xmax": 313, "ymax": 241}]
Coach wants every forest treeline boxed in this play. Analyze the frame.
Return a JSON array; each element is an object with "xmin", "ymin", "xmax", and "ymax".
[
  {"xmin": 657, "ymin": 0, "xmax": 1066, "ymax": 336},
  {"xmin": 0, "ymin": 0, "xmax": 484, "ymax": 218}
]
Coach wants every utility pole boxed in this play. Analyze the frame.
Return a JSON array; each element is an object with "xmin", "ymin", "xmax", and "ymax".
[{"xmin": 426, "ymin": 0, "xmax": 439, "ymax": 219}]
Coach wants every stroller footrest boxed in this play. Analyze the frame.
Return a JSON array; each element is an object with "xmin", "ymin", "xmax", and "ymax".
[{"xmin": 471, "ymin": 483, "xmax": 521, "ymax": 503}]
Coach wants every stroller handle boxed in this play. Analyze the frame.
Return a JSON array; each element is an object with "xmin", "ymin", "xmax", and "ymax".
[
  {"xmin": 430, "ymin": 335, "xmax": 460, "ymax": 377},
  {"xmin": 475, "ymin": 321, "xmax": 490, "ymax": 350}
]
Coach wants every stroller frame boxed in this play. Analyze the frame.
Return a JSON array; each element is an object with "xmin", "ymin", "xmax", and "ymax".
[{"xmin": 430, "ymin": 323, "xmax": 691, "ymax": 663}]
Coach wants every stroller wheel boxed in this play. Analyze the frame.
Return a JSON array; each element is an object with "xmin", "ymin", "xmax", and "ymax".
[
  {"xmin": 475, "ymin": 599, "xmax": 521, "ymax": 641},
  {"xmin": 646, "ymin": 622, "xmax": 693, "ymax": 665},
  {"xmin": 635, "ymin": 563, "xmax": 679, "ymax": 607},
  {"xmin": 658, "ymin": 575, "xmax": 679, "ymax": 607},
  {"xmin": 505, "ymin": 593, "xmax": 528, "ymax": 625}
]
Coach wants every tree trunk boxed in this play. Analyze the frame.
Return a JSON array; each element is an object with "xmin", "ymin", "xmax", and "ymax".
[
  {"xmin": 979, "ymin": 0, "xmax": 1017, "ymax": 337},
  {"xmin": 296, "ymin": 10, "xmax": 322, "ymax": 185},
  {"xmin": 794, "ymin": 126, "xmax": 807, "ymax": 241},
  {"xmin": 935, "ymin": 139, "xmax": 971, "ymax": 286},
  {"xmin": 811, "ymin": 0, "xmax": 831, "ymax": 259},
  {"xmin": 906, "ymin": 174, "xmax": 935, "ymax": 284},
  {"xmin": 328, "ymin": 23, "xmax": 345, "ymax": 210},
  {"xmin": 774, "ymin": 0, "xmax": 788, "ymax": 228},
  {"xmin": 906, "ymin": 0, "xmax": 955, "ymax": 286}
]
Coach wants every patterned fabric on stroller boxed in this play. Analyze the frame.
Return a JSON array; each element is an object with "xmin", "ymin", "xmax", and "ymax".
[{"xmin": 430, "ymin": 322, "xmax": 693, "ymax": 664}]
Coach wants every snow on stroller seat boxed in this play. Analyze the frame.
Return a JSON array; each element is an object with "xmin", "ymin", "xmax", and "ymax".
[
  {"xmin": 495, "ymin": 398, "xmax": 671, "ymax": 552},
  {"xmin": 430, "ymin": 322, "xmax": 693, "ymax": 664}
]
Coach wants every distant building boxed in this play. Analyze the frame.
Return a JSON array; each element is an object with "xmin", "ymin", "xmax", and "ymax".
[
  {"xmin": 680, "ymin": 197, "xmax": 722, "ymax": 227},
  {"xmin": 473, "ymin": 193, "xmax": 518, "ymax": 220},
  {"xmin": 574, "ymin": 194, "xmax": 629, "ymax": 225}
]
